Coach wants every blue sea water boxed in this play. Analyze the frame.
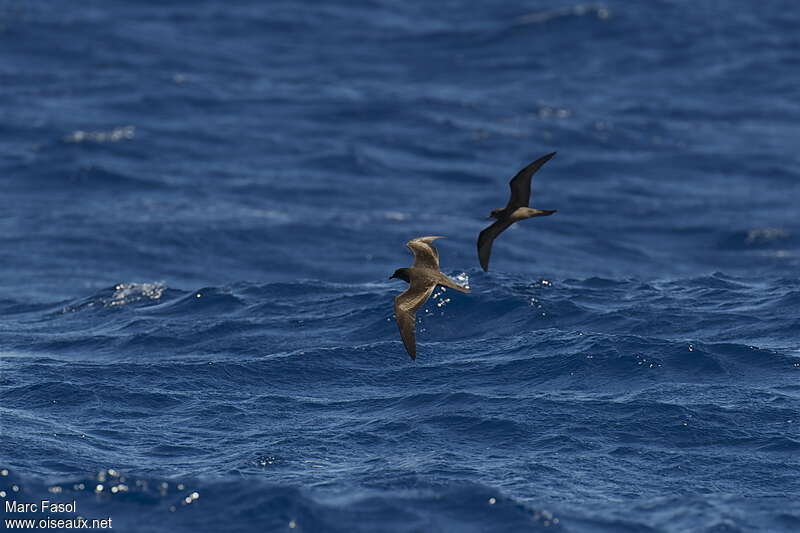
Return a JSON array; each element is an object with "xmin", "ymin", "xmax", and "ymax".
[{"xmin": 1, "ymin": 0, "xmax": 799, "ymax": 531}]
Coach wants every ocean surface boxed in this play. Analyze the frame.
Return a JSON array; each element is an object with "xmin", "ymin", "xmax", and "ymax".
[{"xmin": 2, "ymin": 1, "xmax": 799, "ymax": 531}]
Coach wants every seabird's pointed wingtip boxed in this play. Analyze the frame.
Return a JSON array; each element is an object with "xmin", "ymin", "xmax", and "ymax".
[
  {"xmin": 409, "ymin": 352, "xmax": 416, "ymax": 361},
  {"xmin": 533, "ymin": 151, "xmax": 557, "ymax": 163},
  {"xmin": 412, "ymin": 235, "xmax": 446, "ymax": 242}
]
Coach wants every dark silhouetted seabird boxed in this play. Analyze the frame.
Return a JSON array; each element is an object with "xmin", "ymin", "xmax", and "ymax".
[
  {"xmin": 477, "ymin": 152, "xmax": 557, "ymax": 272},
  {"xmin": 389, "ymin": 236, "xmax": 470, "ymax": 360}
]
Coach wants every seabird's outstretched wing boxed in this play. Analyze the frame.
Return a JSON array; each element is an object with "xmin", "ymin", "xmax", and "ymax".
[
  {"xmin": 406, "ymin": 236, "xmax": 443, "ymax": 270},
  {"xmin": 394, "ymin": 280, "xmax": 437, "ymax": 360},
  {"xmin": 477, "ymin": 219, "xmax": 514, "ymax": 272},
  {"xmin": 505, "ymin": 152, "xmax": 556, "ymax": 210}
]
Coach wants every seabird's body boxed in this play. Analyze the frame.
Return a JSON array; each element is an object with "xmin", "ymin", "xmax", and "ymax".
[
  {"xmin": 477, "ymin": 152, "xmax": 558, "ymax": 272},
  {"xmin": 390, "ymin": 236, "xmax": 469, "ymax": 360}
]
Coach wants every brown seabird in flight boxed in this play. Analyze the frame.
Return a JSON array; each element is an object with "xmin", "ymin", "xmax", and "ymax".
[
  {"xmin": 389, "ymin": 236, "xmax": 470, "ymax": 360},
  {"xmin": 477, "ymin": 152, "xmax": 558, "ymax": 272}
]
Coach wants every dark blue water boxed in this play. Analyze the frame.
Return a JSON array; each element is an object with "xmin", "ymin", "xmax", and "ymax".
[{"xmin": 2, "ymin": 1, "xmax": 799, "ymax": 531}]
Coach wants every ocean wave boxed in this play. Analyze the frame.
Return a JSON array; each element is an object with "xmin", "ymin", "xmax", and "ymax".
[
  {"xmin": 0, "ymin": 274, "xmax": 793, "ymax": 368},
  {"xmin": 3, "ymin": 2, "xmax": 799, "ymax": 529},
  {"xmin": 1, "ymin": 468, "xmax": 565, "ymax": 533}
]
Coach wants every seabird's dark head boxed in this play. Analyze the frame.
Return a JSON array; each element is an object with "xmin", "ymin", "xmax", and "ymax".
[
  {"xmin": 389, "ymin": 268, "xmax": 411, "ymax": 283},
  {"xmin": 487, "ymin": 208, "xmax": 504, "ymax": 219}
]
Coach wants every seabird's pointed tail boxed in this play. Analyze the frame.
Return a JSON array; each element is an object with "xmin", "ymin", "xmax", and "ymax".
[{"xmin": 436, "ymin": 274, "xmax": 470, "ymax": 293}]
